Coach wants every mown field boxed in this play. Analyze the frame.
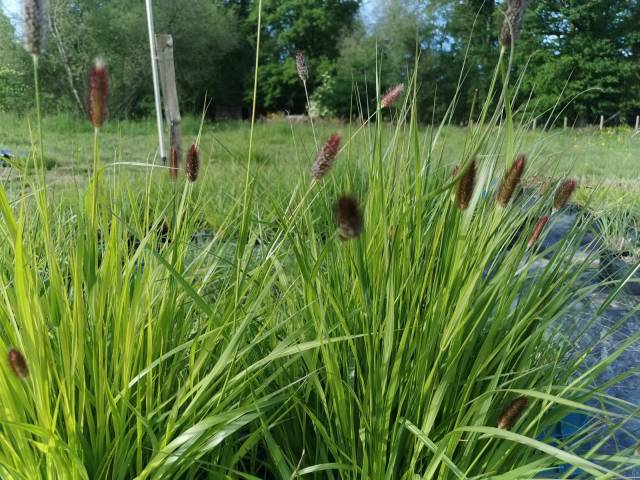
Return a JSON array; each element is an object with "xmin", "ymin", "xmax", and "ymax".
[{"xmin": 1, "ymin": 112, "xmax": 639, "ymax": 212}]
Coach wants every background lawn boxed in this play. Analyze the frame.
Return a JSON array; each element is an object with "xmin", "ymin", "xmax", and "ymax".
[{"xmin": 1, "ymin": 112, "xmax": 639, "ymax": 211}]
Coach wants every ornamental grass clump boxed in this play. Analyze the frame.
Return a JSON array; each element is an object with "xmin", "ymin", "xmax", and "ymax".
[{"xmin": 0, "ymin": 2, "xmax": 638, "ymax": 477}]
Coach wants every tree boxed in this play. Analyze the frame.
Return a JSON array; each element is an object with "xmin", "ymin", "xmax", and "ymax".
[
  {"xmin": 246, "ymin": 0, "xmax": 361, "ymax": 113},
  {"xmin": 515, "ymin": 0, "xmax": 640, "ymax": 125}
]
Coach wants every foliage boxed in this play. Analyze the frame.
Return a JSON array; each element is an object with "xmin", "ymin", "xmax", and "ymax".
[{"xmin": 515, "ymin": 0, "xmax": 640, "ymax": 125}]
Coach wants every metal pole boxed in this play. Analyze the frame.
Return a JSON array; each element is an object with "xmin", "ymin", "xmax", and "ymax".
[{"xmin": 145, "ymin": 0, "xmax": 166, "ymax": 163}]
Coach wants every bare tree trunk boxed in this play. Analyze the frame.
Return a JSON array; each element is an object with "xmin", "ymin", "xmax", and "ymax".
[{"xmin": 48, "ymin": 0, "xmax": 85, "ymax": 115}]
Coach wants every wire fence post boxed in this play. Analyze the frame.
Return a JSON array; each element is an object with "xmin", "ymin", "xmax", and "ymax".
[{"xmin": 145, "ymin": 0, "xmax": 166, "ymax": 164}]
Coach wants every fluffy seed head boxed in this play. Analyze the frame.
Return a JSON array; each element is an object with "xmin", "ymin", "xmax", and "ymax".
[
  {"xmin": 335, "ymin": 195, "xmax": 363, "ymax": 240},
  {"xmin": 498, "ymin": 396, "xmax": 528, "ymax": 429},
  {"xmin": 185, "ymin": 144, "xmax": 199, "ymax": 183},
  {"xmin": 8, "ymin": 348, "xmax": 28, "ymax": 378},
  {"xmin": 88, "ymin": 58, "xmax": 109, "ymax": 129},
  {"xmin": 295, "ymin": 50, "xmax": 308, "ymax": 82},
  {"xmin": 311, "ymin": 133, "xmax": 341, "ymax": 180},
  {"xmin": 169, "ymin": 147, "xmax": 179, "ymax": 181},
  {"xmin": 553, "ymin": 179, "xmax": 577, "ymax": 212},
  {"xmin": 500, "ymin": 0, "xmax": 529, "ymax": 48},
  {"xmin": 497, "ymin": 154, "xmax": 526, "ymax": 206},
  {"xmin": 23, "ymin": 0, "xmax": 46, "ymax": 56},
  {"xmin": 381, "ymin": 84, "xmax": 404, "ymax": 109},
  {"xmin": 527, "ymin": 216, "xmax": 549, "ymax": 249},
  {"xmin": 457, "ymin": 160, "xmax": 476, "ymax": 210}
]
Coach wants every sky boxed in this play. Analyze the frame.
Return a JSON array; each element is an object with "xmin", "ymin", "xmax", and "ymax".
[{"xmin": 2, "ymin": 0, "xmax": 19, "ymax": 19}]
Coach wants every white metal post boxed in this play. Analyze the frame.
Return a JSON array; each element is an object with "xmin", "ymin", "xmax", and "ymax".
[{"xmin": 145, "ymin": 0, "xmax": 166, "ymax": 163}]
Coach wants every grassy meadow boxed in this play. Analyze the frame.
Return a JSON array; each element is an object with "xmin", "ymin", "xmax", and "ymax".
[{"xmin": 1, "ymin": 111, "xmax": 640, "ymax": 213}]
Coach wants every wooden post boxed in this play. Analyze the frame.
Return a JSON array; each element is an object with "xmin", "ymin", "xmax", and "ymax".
[
  {"xmin": 635, "ymin": 115, "xmax": 639, "ymax": 131},
  {"xmin": 599, "ymin": 115, "xmax": 604, "ymax": 130},
  {"xmin": 155, "ymin": 34, "xmax": 182, "ymax": 164},
  {"xmin": 563, "ymin": 117, "xmax": 568, "ymax": 130}
]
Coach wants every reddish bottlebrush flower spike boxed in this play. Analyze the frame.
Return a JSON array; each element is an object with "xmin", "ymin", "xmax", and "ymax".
[
  {"xmin": 169, "ymin": 147, "xmax": 179, "ymax": 181},
  {"xmin": 497, "ymin": 154, "xmax": 526, "ymax": 206},
  {"xmin": 498, "ymin": 396, "xmax": 528, "ymax": 430},
  {"xmin": 527, "ymin": 216, "xmax": 549, "ymax": 249},
  {"xmin": 499, "ymin": 0, "xmax": 529, "ymax": 48},
  {"xmin": 295, "ymin": 50, "xmax": 308, "ymax": 82},
  {"xmin": 553, "ymin": 179, "xmax": 577, "ymax": 212},
  {"xmin": 88, "ymin": 58, "xmax": 108, "ymax": 129},
  {"xmin": 23, "ymin": 0, "xmax": 46, "ymax": 56},
  {"xmin": 381, "ymin": 84, "xmax": 404, "ymax": 109},
  {"xmin": 185, "ymin": 144, "xmax": 199, "ymax": 183},
  {"xmin": 311, "ymin": 133, "xmax": 341, "ymax": 180},
  {"xmin": 335, "ymin": 195, "xmax": 363, "ymax": 240},
  {"xmin": 8, "ymin": 348, "xmax": 28, "ymax": 378},
  {"xmin": 456, "ymin": 160, "xmax": 476, "ymax": 210}
]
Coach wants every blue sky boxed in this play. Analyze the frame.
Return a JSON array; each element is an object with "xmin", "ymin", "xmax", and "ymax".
[{"xmin": 2, "ymin": 0, "xmax": 19, "ymax": 18}]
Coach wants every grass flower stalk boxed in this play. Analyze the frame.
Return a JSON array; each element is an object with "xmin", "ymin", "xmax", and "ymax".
[
  {"xmin": 553, "ymin": 179, "xmax": 577, "ymax": 213},
  {"xmin": 311, "ymin": 133, "xmax": 341, "ymax": 180},
  {"xmin": 296, "ymin": 50, "xmax": 318, "ymax": 149},
  {"xmin": 88, "ymin": 58, "xmax": 108, "ymax": 225},
  {"xmin": 335, "ymin": 195, "xmax": 363, "ymax": 240},
  {"xmin": 456, "ymin": 160, "xmax": 476, "ymax": 210},
  {"xmin": 169, "ymin": 147, "xmax": 179, "ymax": 182},
  {"xmin": 186, "ymin": 144, "xmax": 199, "ymax": 183},
  {"xmin": 500, "ymin": 0, "xmax": 529, "ymax": 48},
  {"xmin": 380, "ymin": 83, "xmax": 404, "ymax": 109},
  {"xmin": 7, "ymin": 348, "xmax": 28, "ymax": 378},
  {"xmin": 23, "ymin": 0, "xmax": 46, "ymax": 57},
  {"xmin": 23, "ymin": 0, "xmax": 47, "ymax": 176},
  {"xmin": 528, "ymin": 215, "xmax": 549, "ymax": 249},
  {"xmin": 497, "ymin": 396, "xmax": 528, "ymax": 430},
  {"xmin": 497, "ymin": 154, "xmax": 526, "ymax": 206}
]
